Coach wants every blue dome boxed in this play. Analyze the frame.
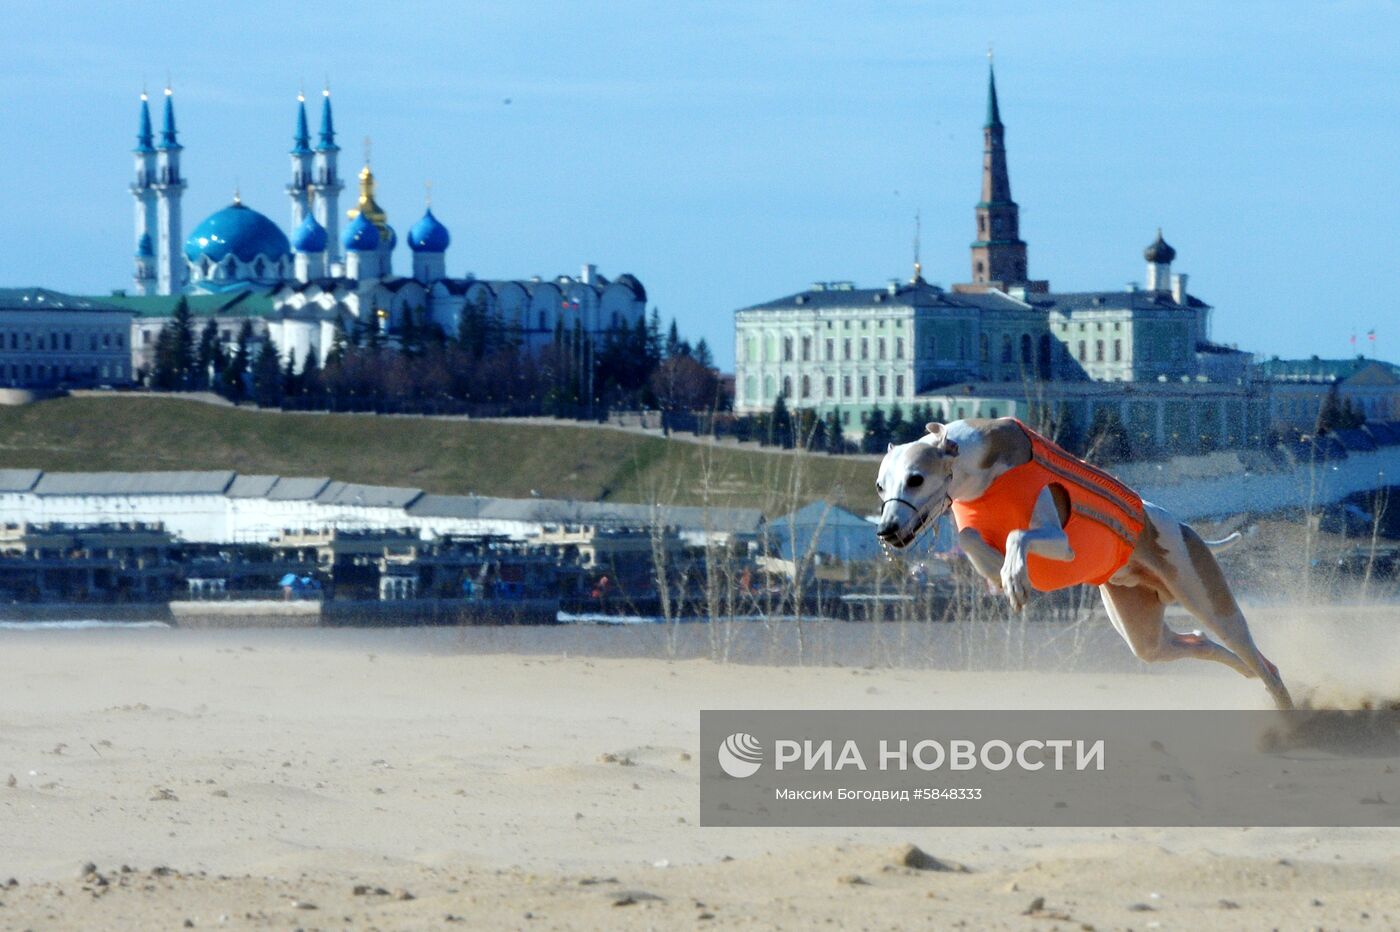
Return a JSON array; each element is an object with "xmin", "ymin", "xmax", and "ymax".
[
  {"xmin": 343, "ymin": 212, "xmax": 380, "ymax": 251},
  {"xmin": 292, "ymin": 212, "xmax": 328, "ymax": 253},
  {"xmin": 408, "ymin": 208, "xmax": 450, "ymax": 253},
  {"xmin": 184, "ymin": 202, "xmax": 291, "ymax": 264}
]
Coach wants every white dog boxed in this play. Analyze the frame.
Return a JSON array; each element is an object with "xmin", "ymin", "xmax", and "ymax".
[{"xmin": 876, "ymin": 418, "xmax": 1292, "ymax": 710}]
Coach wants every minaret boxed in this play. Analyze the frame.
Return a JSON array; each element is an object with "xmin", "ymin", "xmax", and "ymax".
[
  {"xmin": 311, "ymin": 86, "xmax": 344, "ymax": 268},
  {"xmin": 153, "ymin": 85, "xmax": 187, "ymax": 295},
  {"xmin": 131, "ymin": 91, "xmax": 158, "ymax": 295},
  {"xmin": 287, "ymin": 91, "xmax": 314, "ymax": 232},
  {"xmin": 965, "ymin": 56, "xmax": 1028, "ymax": 291},
  {"xmin": 293, "ymin": 188, "xmax": 328, "ymax": 283}
]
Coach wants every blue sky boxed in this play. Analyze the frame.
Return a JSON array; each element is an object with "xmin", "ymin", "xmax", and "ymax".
[{"xmin": 3, "ymin": 1, "xmax": 1397, "ymax": 369}]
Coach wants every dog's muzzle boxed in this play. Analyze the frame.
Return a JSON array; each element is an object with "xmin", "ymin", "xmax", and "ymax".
[{"xmin": 877, "ymin": 495, "xmax": 949, "ymax": 548}]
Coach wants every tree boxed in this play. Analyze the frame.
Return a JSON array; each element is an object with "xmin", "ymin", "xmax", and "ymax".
[
  {"xmin": 824, "ymin": 410, "xmax": 847, "ymax": 454},
  {"xmin": 171, "ymin": 297, "xmax": 195, "ymax": 388},
  {"xmin": 649, "ymin": 355, "xmax": 719, "ymax": 424},
  {"xmin": 665, "ymin": 318, "xmax": 682, "ymax": 359},
  {"xmin": 862, "ymin": 408, "xmax": 892, "ymax": 454},
  {"xmin": 281, "ymin": 352, "xmax": 299, "ymax": 398},
  {"xmin": 151, "ymin": 323, "xmax": 177, "ymax": 390},
  {"xmin": 645, "ymin": 309, "xmax": 664, "ymax": 372},
  {"xmin": 195, "ymin": 318, "xmax": 221, "ymax": 390},
  {"xmin": 693, "ymin": 338, "xmax": 714, "ymax": 369},
  {"xmin": 252, "ymin": 340, "xmax": 283, "ymax": 408},
  {"xmin": 219, "ymin": 319, "xmax": 254, "ymax": 402},
  {"xmin": 326, "ymin": 319, "xmax": 348, "ymax": 366},
  {"xmin": 769, "ymin": 394, "xmax": 793, "ymax": 448},
  {"xmin": 300, "ymin": 348, "xmax": 321, "ymax": 398}
]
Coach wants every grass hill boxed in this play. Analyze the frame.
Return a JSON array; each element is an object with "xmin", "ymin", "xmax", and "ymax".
[{"xmin": 0, "ymin": 396, "xmax": 876, "ymax": 514}]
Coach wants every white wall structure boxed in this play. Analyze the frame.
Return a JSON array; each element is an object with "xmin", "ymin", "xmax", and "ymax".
[{"xmin": 0, "ymin": 471, "xmax": 764, "ymax": 547}]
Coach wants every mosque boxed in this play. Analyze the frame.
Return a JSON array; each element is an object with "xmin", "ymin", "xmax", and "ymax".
[{"xmin": 129, "ymin": 88, "xmax": 649, "ymax": 366}]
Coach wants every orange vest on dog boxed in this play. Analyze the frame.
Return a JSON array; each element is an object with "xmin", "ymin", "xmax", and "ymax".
[{"xmin": 950, "ymin": 421, "xmax": 1146, "ymax": 591}]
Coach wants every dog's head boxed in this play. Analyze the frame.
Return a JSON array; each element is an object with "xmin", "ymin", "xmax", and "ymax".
[{"xmin": 875, "ymin": 422, "xmax": 959, "ymax": 549}]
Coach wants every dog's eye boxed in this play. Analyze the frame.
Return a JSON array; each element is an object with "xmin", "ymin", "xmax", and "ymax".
[
  {"xmin": 907, "ymin": 475, "xmax": 924, "ymax": 489},
  {"xmin": 875, "ymin": 481, "xmax": 884, "ymax": 493}
]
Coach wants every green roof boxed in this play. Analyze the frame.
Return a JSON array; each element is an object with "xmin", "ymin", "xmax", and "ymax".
[
  {"xmin": 1254, "ymin": 356, "xmax": 1400, "ymax": 383},
  {"xmin": 0, "ymin": 287, "xmax": 129, "ymax": 313},
  {"xmin": 89, "ymin": 291, "xmax": 276, "ymax": 319}
]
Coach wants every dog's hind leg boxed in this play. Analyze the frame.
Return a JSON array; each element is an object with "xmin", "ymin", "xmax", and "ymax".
[
  {"xmin": 1100, "ymin": 582, "xmax": 1254, "ymax": 672},
  {"xmin": 1137, "ymin": 506, "xmax": 1293, "ymax": 709}
]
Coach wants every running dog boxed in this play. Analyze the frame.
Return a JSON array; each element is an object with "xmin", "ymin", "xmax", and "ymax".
[{"xmin": 875, "ymin": 418, "xmax": 1293, "ymax": 709}]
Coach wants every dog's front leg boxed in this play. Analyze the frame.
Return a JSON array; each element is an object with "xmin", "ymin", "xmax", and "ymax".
[
  {"xmin": 1000, "ymin": 487, "xmax": 1075, "ymax": 612},
  {"xmin": 958, "ymin": 527, "xmax": 1005, "ymax": 592}
]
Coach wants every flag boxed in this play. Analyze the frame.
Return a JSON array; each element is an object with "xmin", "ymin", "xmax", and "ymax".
[
  {"xmin": 1368, "ymin": 329, "xmax": 1376, "ymax": 342},
  {"xmin": 1350, "ymin": 333, "xmax": 1357, "ymax": 346}
]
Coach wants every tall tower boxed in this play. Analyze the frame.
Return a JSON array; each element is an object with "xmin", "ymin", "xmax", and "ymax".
[
  {"xmin": 130, "ymin": 92, "xmax": 158, "ymax": 295},
  {"xmin": 287, "ymin": 92, "xmax": 314, "ymax": 232},
  {"xmin": 957, "ymin": 58, "xmax": 1042, "ymax": 294},
  {"xmin": 311, "ymin": 87, "xmax": 344, "ymax": 267},
  {"xmin": 153, "ymin": 86, "xmax": 187, "ymax": 295}
]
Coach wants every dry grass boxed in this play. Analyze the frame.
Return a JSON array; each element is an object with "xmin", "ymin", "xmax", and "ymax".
[{"xmin": 0, "ymin": 396, "xmax": 876, "ymax": 513}]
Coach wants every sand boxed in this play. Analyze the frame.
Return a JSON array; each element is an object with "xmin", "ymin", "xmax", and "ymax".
[{"xmin": 0, "ymin": 617, "xmax": 1397, "ymax": 930}]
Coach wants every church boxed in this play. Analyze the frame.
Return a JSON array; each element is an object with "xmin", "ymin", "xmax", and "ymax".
[{"xmin": 129, "ymin": 88, "xmax": 648, "ymax": 366}]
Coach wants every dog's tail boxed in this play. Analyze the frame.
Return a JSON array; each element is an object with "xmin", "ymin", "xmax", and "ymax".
[{"xmin": 1203, "ymin": 531, "xmax": 1243, "ymax": 554}]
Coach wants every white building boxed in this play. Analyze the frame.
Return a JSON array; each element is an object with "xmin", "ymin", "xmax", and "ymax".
[
  {"xmin": 0, "ymin": 289, "xmax": 133, "ymax": 388},
  {"xmin": 123, "ymin": 88, "xmax": 648, "ymax": 369}
]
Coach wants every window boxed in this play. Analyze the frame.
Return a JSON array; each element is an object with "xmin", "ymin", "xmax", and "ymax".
[
  {"xmin": 783, "ymin": 336, "xmax": 793, "ymax": 362},
  {"xmin": 843, "ymin": 375, "xmax": 852, "ymax": 397},
  {"xmin": 860, "ymin": 376, "xmax": 869, "ymax": 398},
  {"xmin": 895, "ymin": 375, "xmax": 904, "ymax": 396},
  {"xmin": 877, "ymin": 375, "xmax": 887, "ymax": 396},
  {"xmin": 1095, "ymin": 340, "xmax": 1105, "ymax": 362},
  {"xmin": 842, "ymin": 411, "xmax": 850, "ymax": 425},
  {"xmin": 1001, "ymin": 335, "xmax": 1013, "ymax": 363},
  {"xmin": 1020, "ymin": 334, "xmax": 1032, "ymax": 366},
  {"xmin": 1077, "ymin": 341, "xmax": 1086, "ymax": 362},
  {"xmin": 860, "ymin": 338, "xmax": 869, "ymax": 360},
  {"xmin": 989, "ymin": 407, "xmax": 999, "ymax": 418},
  {"xmin": 895, "ymin": 337, "xmax": 904, "ymax": 360},
  {"xmin": 800, "ymin": 375, "xmax": 811, "ymax": 398},
  {"xmin": 843, "ymin": 338, "xmax": 852, "ymax": 361},
  {"xmin": 801, "ymin": 335, "xmax": 811, "ymax": 361},
  {"xmin": 63, "ymin": 334, "xmax": 72, "ymax": 350},
  {"xmin": 979, "ymin": 334, "xmax": 989, "ymax": 363},
  {"xmin": 1113, "ymin": 339, "xmax": 1122, "ymax": 362},
  {"xmin": 744, "ymin": 375, "xmax": 756, "ymax": 402},
  {"xmin": 877, "ymin": 338, "xmax": 886, "ymax": 360},
  {"xmin": 825, "ymin": 339, "xmax": 834, "ymax": 360},
  {"xmin": 825, "ymin": 376, "xmax": 834, "ymax": 397},
  {"xmin": 142, "ymin": 332, "xmax": 152, "ymax": 346}
]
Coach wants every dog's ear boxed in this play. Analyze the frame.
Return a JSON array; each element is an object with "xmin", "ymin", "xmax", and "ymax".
[
  {"xmin": 887, "ymin": 443, "xmax": 895, "ymax": 453},
  {"xmin": 925, "ymin": 422, "xmax": 958, "ymax": 457}
]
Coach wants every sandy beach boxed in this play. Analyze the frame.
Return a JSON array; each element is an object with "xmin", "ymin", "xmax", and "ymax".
[{"xmin": 1, "ymin": 614, "xmax": 1397, "ymax": 930}]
